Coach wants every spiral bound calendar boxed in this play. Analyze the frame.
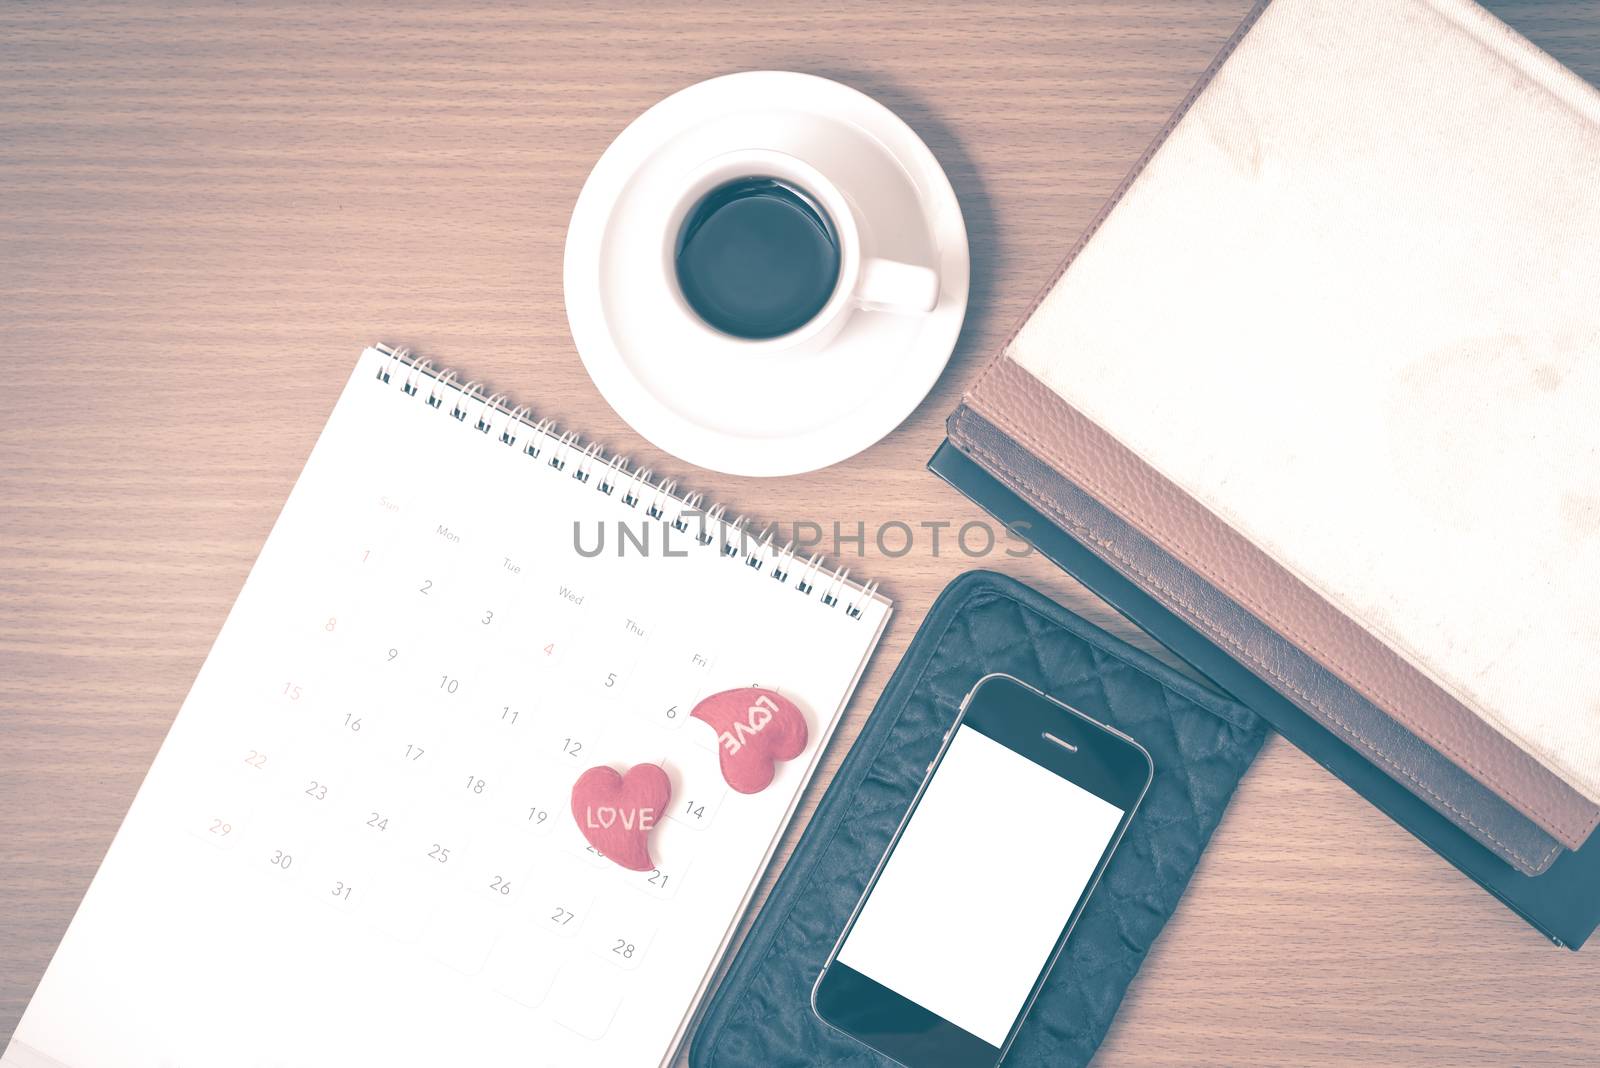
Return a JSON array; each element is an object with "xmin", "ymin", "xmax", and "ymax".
[{"xmin": 2, "ymin": 346, "xmax": 891, "ymax": 1068}]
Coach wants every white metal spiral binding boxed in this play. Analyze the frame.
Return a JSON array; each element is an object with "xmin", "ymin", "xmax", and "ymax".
[{"xmin": 373, "ymin": 343, "xmax": 880, "ymax": 618}]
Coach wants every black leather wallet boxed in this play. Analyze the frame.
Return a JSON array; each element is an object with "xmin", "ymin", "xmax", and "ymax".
[{"xmin": 689, "ymin": 570, "xmax": 1265, "ymax": 1067}]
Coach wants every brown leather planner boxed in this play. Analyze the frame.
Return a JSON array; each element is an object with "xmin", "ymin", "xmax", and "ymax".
[
  {"xmin": 948, "ymin": 402, "xmax": 1564, "ymax": 876},
  {"xmin": 944, "ymin": 0, "xmax": 1600, "ymax": 873}
]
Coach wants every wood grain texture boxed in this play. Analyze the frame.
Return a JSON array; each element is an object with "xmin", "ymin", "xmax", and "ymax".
[{"xmin": 2, "ymin": 2, "xmax": 1596, "ymax": 1064}]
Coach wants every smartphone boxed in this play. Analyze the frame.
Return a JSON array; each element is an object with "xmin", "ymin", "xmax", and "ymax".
[{"xmin": 812, "ymin": 672, "xmax": 1154, "ymax": 1068}]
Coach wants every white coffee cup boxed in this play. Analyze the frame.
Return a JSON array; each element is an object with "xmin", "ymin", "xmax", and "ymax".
[{"xmin": 658, "ymin": 148, "xmax": 940, "ymax": 357}]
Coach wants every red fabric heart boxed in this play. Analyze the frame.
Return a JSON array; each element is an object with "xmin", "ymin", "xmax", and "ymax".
[
  {"xmin": 690, "ymin": 688, "xmax": 809, "ymax": 795},
  {"xmin": 570, "ymin": 763, "xmax": 671, "ymax": 872}
]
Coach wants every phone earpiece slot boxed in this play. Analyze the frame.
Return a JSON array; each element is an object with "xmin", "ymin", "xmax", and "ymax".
[{"xmin": 1043, "ymin": 731, "xmax": 1078, "ymax": 753}]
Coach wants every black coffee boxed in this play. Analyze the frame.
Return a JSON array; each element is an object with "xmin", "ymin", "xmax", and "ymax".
[{"xmin": 674, "ymin": 177, "xmax": 842, "ymax": 340}]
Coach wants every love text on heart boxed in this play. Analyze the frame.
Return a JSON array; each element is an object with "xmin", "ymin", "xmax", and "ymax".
[
  {"xmin": 583, "ymin": 805, "xmax": 658, "ymax": 831},
  {"xmin": 719, "ymin": 694, "xmax": 782, "ymax": 756}
]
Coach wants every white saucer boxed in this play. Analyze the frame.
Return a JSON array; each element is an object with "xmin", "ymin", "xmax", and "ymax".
[{"xmin": 564, "ymin": 71, "xmax": 970, "ymax": 477}]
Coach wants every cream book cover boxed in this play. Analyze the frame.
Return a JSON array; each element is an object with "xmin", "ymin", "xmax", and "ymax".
[{"xmin": 1006, "ymin": 0, "xmax": 1600, "ymax": 803}]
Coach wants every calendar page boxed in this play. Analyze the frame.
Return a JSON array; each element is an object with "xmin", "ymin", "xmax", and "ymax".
[{"xmin": 3, "ymin": 348, "xmax": 890, "ymax": 1068}]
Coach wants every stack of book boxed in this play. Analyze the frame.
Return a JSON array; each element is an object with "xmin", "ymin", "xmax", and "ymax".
[{"xmin": 934, "ymin": 0, "xmax": 1600, "ymax": 947}]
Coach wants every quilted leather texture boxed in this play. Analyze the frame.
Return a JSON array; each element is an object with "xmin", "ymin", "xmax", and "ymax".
[{"xmin": 690, "ymin": 571, "xmax": 1265, "ymax": 1068}]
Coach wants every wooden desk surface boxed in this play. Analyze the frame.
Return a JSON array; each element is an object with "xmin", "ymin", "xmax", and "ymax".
[{"xmin": 3, "ymin": 2, "xmax": 1596, "ymax": 1064}]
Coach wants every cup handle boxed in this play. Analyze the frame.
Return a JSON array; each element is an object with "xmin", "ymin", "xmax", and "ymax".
[{"xmin": 856, "ymin": 257, "xmax": 940, "ymax": 314}]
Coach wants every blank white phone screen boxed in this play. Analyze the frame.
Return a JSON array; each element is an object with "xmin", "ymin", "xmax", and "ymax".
[{"xmin": 835, "ymin": 724, "xmax": 1125, "ymax": 1047}]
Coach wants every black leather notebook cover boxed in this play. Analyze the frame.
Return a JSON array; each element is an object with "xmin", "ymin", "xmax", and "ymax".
[
  {"xmin": 928, "ymin": 441, "xmax": 1600, "ymax": 950},
  {"xmin": 689, "ymin": 570, "xmax": 1265, "ymax": 1067}
]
